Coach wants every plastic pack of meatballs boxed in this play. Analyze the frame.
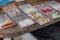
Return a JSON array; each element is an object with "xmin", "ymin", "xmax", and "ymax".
[
  {"xmin": 18, "ymin": 4, "xmax": 38, "ymax": 14},
  {"xmin": 18, "ymin": 4, "xmax": 51, "ymax": 25},
  {"xmin": 0, "ymin": 14, "xmax": 15, "ymax": 29},
  {"xmin": 15, "ymin": 0, "xmax": 25, "ymax": 2},
  {"xmin": 35, "ymin": 4, "xmax": 60, "ymax": 19}
]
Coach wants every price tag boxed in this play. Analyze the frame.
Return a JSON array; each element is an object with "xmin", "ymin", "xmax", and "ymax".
[
  {"xmin": 0, "ymin": 14, "xmax": 15, "ymax": 29},
  {"xmin": 15, "ymin": 0, "xmax": 25, "ymax": 2},
  {"xmin": 3, "ymin": 4, "xmax": 35, "ymax": 28}
]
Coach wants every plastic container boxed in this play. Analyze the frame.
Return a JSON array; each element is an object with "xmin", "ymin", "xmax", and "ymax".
[
  {"xmin": 3, "ymin": 38, "xmax": 13, "ymax": 40},
  {"xmin": 26, "ymin": 0, "xmax": 41, "ymax": 5},
  {"xmin": 35, "ymin": 4, "xmax": 60, "ymax": 19},
  {"xmin": 21, "ymin": 33, "xmax": 38, "ymax": 40},
  {"xmin": 3, "ymin": 4, "xmax": 35, "ymax": 28},
  {"xmin": 15, "ymin": 0, "xmax": 25, "ymax": 2}
]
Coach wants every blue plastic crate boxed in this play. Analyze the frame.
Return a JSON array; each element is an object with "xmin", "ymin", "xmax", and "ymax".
[{"xmin": 0, "ymin": 0, "xmax": 14, "ymax": 6}]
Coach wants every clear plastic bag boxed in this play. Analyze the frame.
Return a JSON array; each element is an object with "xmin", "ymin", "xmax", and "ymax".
[
  {"xmin": 35, "ymin": 4, "xmax": 60, "ymax": 19},
  {"xmin": 3, "ymin": 5, "xmax": 35, "ymax": 28},
  {"xmin": 15, "ymin": 0, "xmax": 25, "ymax": 2},
  {"xmin": 18, "ymin": 4, "xmax": 51, "ymax": 25},
  {"xmin": 18, "ymin": 4, "xmax": 38, "ymax": 14}
]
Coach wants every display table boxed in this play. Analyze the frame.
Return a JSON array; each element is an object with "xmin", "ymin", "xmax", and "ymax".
[
  {"xmin": 0, "ymin": 18, "xmax": 60, "ymax": 38},
  {"xmin": 0, "ymin": 0, "xmax": 60, "ymax": 38}
]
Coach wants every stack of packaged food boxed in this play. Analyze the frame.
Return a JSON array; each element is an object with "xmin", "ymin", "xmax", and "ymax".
[
  {"xmin": 18, "ymin": 4, "xmax": 51, "ymax": 25},
  {"xmin": 0, "ymin": 0, "xmax": 14, "ymax": 6},
  {"xmin": 35, "ymin": 4, "xmax": 60, "ymax": 19},
  {"xmin": 0, "ymin": 14, "xmax": 15, "ymax": 29}
]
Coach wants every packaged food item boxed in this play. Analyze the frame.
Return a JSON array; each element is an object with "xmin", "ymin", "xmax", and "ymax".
[
  {"xmin": 3, "ymin": 4, "xmax": 35, "ymax": 28},
  {"xmin": 29, "ymin": 12, "xmax": 51, "ymax": 25},
  {"xmin": 0, "ymin": 14, "xmax": 15, "ymax": 29},
  {"xmin": 35, "ymin": 4, "xmax": 60, "ymax": 19},
  {"xmin": 0, "ymin": 0, "xmax": 14, "ymax": 6},
  {"xmin": 26, "ymin": 0, "xmax": 49, "ymax": 6},
  {"xmin": 18, "ymin": 4, "xmax": 38, "ymax": 14},
  {"xmin": 21, "ymin": 33, "xmax": 38, "ymax": 40},
  {"xmin": 49, "ymin": 12, "xmax": 60, "ymax": 19},
  {"xmin": 45, "ymin": 1, "xmax": 59, "ymax": 6},
  {"xmin": 26, "ymin": 0, "xmax": 39, "ymax": 3},
  {"xmin": 45, "ymin": 1, "xmax": 60, "ymax": 11},
  {"xmin": 18, "ymin": 4, "xmax": 51, "ymax": 25}
]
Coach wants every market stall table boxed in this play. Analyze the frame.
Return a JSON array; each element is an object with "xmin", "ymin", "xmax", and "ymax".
[
  {"xmin": 0, "ymin": 0, "xmax": 60, "ymax": 38},
  {"xmin": 0, "ymin": 17, "xmax": 60, "ymax": 38}
]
